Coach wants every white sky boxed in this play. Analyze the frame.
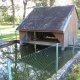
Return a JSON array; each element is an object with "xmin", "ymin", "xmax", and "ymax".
[
  {"xmin": 0, "ymin": 0, "xmax": 32, "ymax": 17},
  {"xmin": 54, "ymin": 0, "xmax": 74, "ymax": 5}
]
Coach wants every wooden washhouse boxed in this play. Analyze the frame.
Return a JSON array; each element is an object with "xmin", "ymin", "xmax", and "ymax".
[{"xmin": 16, "ymin": 5, "xmax": 78, "ymax": 48}]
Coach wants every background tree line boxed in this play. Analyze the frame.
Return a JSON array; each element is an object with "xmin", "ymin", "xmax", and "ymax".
[{"xmin": 0, "ymin": 0, "xmax": 80, "ymax": 27}]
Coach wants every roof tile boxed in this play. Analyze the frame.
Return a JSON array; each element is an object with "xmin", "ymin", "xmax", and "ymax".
[{"xmin": 17, "ymin": 5, "xmax": 75, "ymax": 32}]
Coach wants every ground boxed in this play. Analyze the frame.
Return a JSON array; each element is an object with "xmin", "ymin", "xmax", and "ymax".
[{"xmin": 0, "ymin": 25, "xmax": 19, "ymax": 41}]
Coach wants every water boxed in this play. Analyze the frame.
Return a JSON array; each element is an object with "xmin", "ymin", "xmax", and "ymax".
[{"xmin": 0, "ymin": 43, "xmax": 79, "ymax": 80}]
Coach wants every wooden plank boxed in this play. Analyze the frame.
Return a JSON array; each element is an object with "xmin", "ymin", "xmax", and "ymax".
[{"xmin": 26, "ymin": 40, "xmax": 61, "ymax": 46}]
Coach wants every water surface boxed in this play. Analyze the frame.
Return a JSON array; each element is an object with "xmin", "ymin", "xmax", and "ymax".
[{"xmin": 0, "ymin": 43, "xmax": 78, "ymax": 80}]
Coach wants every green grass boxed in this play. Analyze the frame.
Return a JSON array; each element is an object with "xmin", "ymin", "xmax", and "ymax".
[
  {"xmin": 65, "ymin": 62, "xmax": 80, "ymax": 80},
  {"xmin": 78, "ymin": 29, "xmax": 80, "ymax": 37},
  {"xmin": 0, "ymin": 25, "xmax": 19, "ymax": 41}
]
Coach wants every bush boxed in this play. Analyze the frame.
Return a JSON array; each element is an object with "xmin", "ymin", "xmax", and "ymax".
[
  {"xmin": 64, "ymin": 63, "xmax": 80, "ymax": 80},
  {"xmin": 0, "ymin": 16, "xmax": 22, "ymax": 25}
]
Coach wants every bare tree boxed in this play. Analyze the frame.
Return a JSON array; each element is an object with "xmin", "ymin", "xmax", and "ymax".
[
  {"xmin": 23, "ymin": 0, "xmax": 27, "ymax": 19},
  {"xmin": 10, "ymin": 0, "xmax": 15, "ymax": 27},
  {"xmin": 2, "ymin": 0, "xmax": 15, "ymax": 27},
  {"xmin": 50, "ymin": 0, "xmax": 55, "ymax": 6},
  {"xmin": 22, "ymin": 0, "xmax": 55, "ymax": 19}
]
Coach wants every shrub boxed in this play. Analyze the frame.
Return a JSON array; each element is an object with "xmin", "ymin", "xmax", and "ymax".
[
  {"xmin": 65, "ymin": 73, "xmax": 77, "ymax": 80},
  {"xmin": 65, "ymin": 63, "xmax": 80, "ymax": 80}
]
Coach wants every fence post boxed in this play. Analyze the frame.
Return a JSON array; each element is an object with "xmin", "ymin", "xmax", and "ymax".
[
  {"xmin": 34, "ymin": 44, "xmax": 36, "ymax": 52},
  {"xmin": 7, "ymin": 60, "xmax": 12, "ymax": 80},
  {"xmin": 72, "ymin": 38, "xmax": 74, "ymax": 58},
  {"xmin": 56, "ymin": 43, "xmax": 58, "ymax": 75}
]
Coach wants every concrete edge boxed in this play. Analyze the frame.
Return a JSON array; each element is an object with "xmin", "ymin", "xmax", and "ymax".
[
  {"xmin": 51, "ymin": 51, "xmax": 80, "ymax": 80},
  {"xmin": 0, "ymin": 40, "xmax": 19, "ymax": 48}
]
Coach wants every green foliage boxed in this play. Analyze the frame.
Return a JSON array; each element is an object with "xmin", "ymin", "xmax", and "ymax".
[
  {"xmin": 74, "ymin": 0, "xmax": 80, "ymax": 22},
  {"xmin": 64, "ymin": 62, "xmax": 80, "ymax": 80},
  {"xmin": 0, "ymin": 25, "xmax": 19, "ymax": 41},
  {"xmin": 33, "ymin": 0, "xmax": 54, "ymax": 7},
  {"xmin": 15, "ymin": 16, "xmax": 23, "ymax": 25},
  {"xmin": 0, "ymin": 6, "xmax": 8, "ymax": 12},
  {"xmin": 6, "ymin": 15, "xmax": 15, "ymax": 22},
  {"xmin": 0, "ymin": 6, "xmax": 8, "ymax": 22},
  {"xmin": 0, "ymin": 6, "xmax": 15, "ymax": 25},
  {"xmin": 34, "ymin": 0, "xmax": 47, "ymax": 7},
  {"xmin": 74, "ymin": 0, "xmax": 80, "ymax": 8},
  {"xmin": 1, "ymin": 2, "xmax": 21, "ymax": 24},
  {"xmin": 0, "ymin": 14, "xmax": 22, "ymax": 25},
  {"xmin": 76, "ymin": 76, "xmax": 80, "ymax": 80},
  {"xmin": 65, "ymin": 73, "xmax": 77, "ymax": 80}
]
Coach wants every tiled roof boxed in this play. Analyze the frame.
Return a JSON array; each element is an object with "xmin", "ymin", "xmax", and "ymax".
[{"xmin": 17, "ymin": 5, "xmax": 75, "ymax": 32}]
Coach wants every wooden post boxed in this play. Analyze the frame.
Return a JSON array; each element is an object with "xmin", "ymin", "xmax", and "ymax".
[
  {"xmin": 7, "ymin": 60, "xmax": 12, "ymax": 80},
  {"xmin": 34, "ymin": 32, "xmax": 36, "ymax": 40},
  {"xmin": 56, "ymin": 43, "xmax": 58, "ymax": 75},
  {"xmin": 34, "ymin": 44, "xmax": 36, "ymax": 52}
]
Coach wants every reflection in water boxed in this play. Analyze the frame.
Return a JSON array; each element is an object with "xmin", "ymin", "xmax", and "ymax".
[
  {"xmin": 0, "ymin": 43, "xmax": 49, "ymax": 80},
  {"xmin": 20, "ymin": 44, "xmax": 48, "ymax": 57},
  {"xmin": 0, "ymin": 43, "xmax": 20, "ymax": 80},
  {"xmin": 0, "ymin": 43, "xmax": 78, "ymax": 80}
]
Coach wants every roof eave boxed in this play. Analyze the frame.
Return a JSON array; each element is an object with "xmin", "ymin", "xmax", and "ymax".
[
  {"xmin": 62, "ymin": 5, "xmax": 77, "ymax": 33},
  {"xmin": 18, "ymin": 29, "xmax": 63, "ymax": 33},
  {"xmin": 62, "ymin": 14, "xmax": 72, "ymax": 33}
]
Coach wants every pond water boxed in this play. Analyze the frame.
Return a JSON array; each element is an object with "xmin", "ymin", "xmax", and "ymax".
[{"xmin": 0, "ymin": 43, "xmax": 79, "ymax": 80}]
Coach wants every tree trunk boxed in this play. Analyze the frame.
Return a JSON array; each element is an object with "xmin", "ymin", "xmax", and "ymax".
[
  {"xmin": 50, "ymin": 0, "xmax": 54, "ymax": 6},
  {"xmin": 10, "ymin": 0, "xmax": 15, "ymax": 28},
  {"xmin": 23, "ymin": 0, "xmax": 27, "ymax": 19}
]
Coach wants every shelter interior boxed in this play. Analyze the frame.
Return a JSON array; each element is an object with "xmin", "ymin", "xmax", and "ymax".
[{"xmin": 26, "ymin": 32, "xmax": 60, "ymax": 43}]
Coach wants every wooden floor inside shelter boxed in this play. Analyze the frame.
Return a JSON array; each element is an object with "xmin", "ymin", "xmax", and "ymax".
[{"xmin": 26, "ymin": 40, "xmax": 61, "ymax": 46}]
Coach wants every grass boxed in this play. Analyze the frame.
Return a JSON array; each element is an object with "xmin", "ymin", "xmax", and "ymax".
[
  {"xmin": 0, "ymin": 25, "xmax": 19, "ymax": 41},
  {"xmin": 65, "ymin": 61, "xmax": 80, "ymax": 80}
]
